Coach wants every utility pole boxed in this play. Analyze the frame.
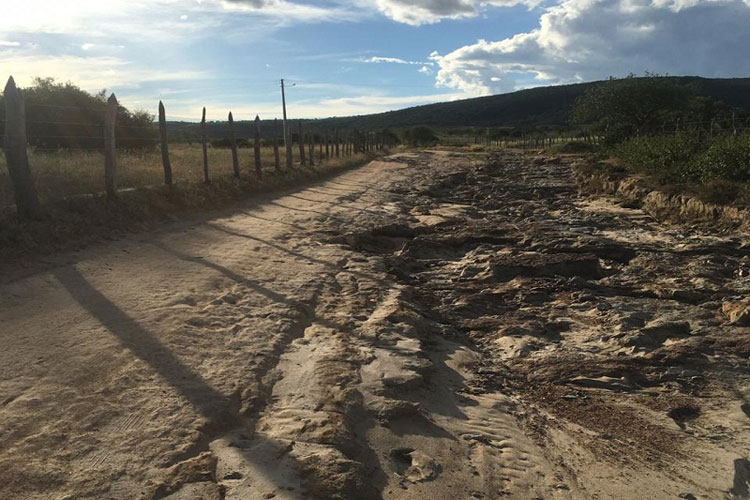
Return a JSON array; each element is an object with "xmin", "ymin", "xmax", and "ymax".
[
  {"xmin": 281, "ymin": 78, "xmax": 293, "ymax": 168},
  {"xmin": 281, "ymin": 79, "xmax": 288, "ymax": 147}
]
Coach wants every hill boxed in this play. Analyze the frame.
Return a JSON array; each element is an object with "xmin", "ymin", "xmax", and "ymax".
[
  {"xmin": 167, "ymin": 76, "xmax": 750, "ymax": 140},
  {"xmin": 312, "ymin": 76, "xmax": 750, "ymax": 130}
]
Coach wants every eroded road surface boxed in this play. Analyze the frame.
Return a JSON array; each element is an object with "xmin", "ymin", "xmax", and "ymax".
[{"xmin": 2, "ymin": 150, "xmax": 750, "ymax": 500}]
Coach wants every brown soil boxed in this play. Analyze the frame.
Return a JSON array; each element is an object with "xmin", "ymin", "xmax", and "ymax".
[{"xmin": 1, "ymin": 150, "xmax": 749, "ymax": 500}]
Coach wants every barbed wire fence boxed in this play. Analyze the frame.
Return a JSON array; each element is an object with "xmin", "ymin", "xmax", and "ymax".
[
  {"xmin": 477, "ymin": 115, "xmax": 750, "ymax": 150},
  {"xmin": 1, "ymin": 76, "xmax": 395, "ymax": 217}
]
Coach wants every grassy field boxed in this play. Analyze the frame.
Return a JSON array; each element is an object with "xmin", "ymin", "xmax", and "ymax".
[
  {"xmin": 0, "ymin": 144, "xmax": 334, "ymax": 206},
  {"xmin": 0, "ymin": 143, "xmax": 377, "ymax": 260}
]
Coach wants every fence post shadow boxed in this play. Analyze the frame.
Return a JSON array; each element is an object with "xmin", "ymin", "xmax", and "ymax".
[{"xmin": 53, "ymin": 265, "xmax": 238, "ymax": 432}]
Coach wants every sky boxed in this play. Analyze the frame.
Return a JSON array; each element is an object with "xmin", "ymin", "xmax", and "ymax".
[{"xmin": 1, "ymin": 0, "xmax": 749, "ymax": 121}]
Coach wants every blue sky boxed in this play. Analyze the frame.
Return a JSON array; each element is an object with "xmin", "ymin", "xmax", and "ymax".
[{"xmin": 1, "ymin": 0, "xmax": 749, "ymax": 121}]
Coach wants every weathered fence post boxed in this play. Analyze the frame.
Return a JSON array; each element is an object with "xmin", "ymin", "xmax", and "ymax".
[
  {"xmin": 335, "ymin": 131, "xmax": 340, "ymax": 157},
  {"xmin": 285, "ymin": 120, "xmax": 293, "ymax": 170},
  {"xmin": 298, "ymin": 122, "xmax": 306, "ymax": 167},
  {"xmin": 2, "ymin": 76, "xmax": 40, "ymax": 218},
  {"xmin": 104, "ymin": 93, "xmax": 118, "ymax": 199},
  {"xmin": 319, "ymin": 140, "xmax": 323, "ymax": 162},
  {"xmin": 325, "ymin": 133, "xmax": 330, "ymax": 159},
  {"xmin": 201, "ymin": 107, "xmax": 209, "ymax": 183},
  {"xmin": 228, "ymin": 111, "xmax": 240, "ymax": 179},
  {"xmin": 254, "ymin": 115, "xmax": 262, "ymax": 177},
  {"xmin": 273, "ymin": 118, "xmax": 281, "ymax": 172},
  {"xmin": 308, "ymin": 134, "xmax": 315, "ymax": 167},
  {"xmin": 158, "ymin": 101, "xmax": 173, "ymax": 185}
]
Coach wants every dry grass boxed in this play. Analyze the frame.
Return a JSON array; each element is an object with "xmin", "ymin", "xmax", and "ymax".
[
  {"xmin": 0, "ymin": 144, "xmax": 382, "ymax": 262},
  {"xmin": 0, "ymin": 144, "xmax": 329, "ymax": 205}
]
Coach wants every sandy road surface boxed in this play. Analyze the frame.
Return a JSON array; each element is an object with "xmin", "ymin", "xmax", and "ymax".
[{"xmin": 1, "ymin": 151, "xmax": 750, "ymax": 500}]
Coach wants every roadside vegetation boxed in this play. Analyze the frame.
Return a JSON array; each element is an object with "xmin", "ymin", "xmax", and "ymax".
[
  {"xmin": 0, "ymin": 143, "xmax": 319, "ymax": 204},
  {"xmin": 0, "ymin": 77, "xmax": 156, "ymax": 150},
  {"xmin": 572, "ymin": 74, "xmax": 750, "ymax": 205},
  {"xmin": 0, "ymin": 149, "xmax": 380, "ymax": 260},
  {"xmin": 0, "ymin": 78, "xmax": 393, "ymax": 259}
]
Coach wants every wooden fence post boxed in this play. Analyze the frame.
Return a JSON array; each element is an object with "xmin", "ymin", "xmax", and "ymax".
[
  {"xmin": 319, "ymin": 139, "xmax": 323, "ymax": 162},
  {"xmin": 2, "ymin": 76, "xmax": 40, "ymax": 218},
  {"xmin": 298, "ymin": 122, "xmax": 306, "ymax": 167},
  {"xmin": 158, "ymin": 101, "xmax": 173, "ymax": 185},
  {"xmin": 254, "ymin": 115, "xmax": 262, "ymax": 177},
  {"xmin": 308, "ymin": 134, "xmax": 315, "ymax": 167},
  {"xmin": 273, "ymin": 118, "xmax": 281, "ymax": 172},
  {"xmin": 104, "ymin": 93, "xmax": 118, "ymax": 199},
  {"xmin": 335, "ymin": 131, "xmax": 340, "ymax": 157},
  {"xmin": 285, "ymin": 120, "xmax": 293, "ymax": 170},
  {"xmin": 201, "ymin": 107, "xmax": 209, "ymax": 183},
  {"xmin": 325, "ymin": 133, "xmax": 330, "ymax": 159},
  {"xmin": 228, "ymin": 111, "xmax": 240, "ymax": 179}
]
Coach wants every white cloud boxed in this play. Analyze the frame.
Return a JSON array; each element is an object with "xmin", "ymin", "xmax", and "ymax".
[
  {"xmin": 218, "ymin": 0, "xmax": 363, "ymax": 23},
  {"xmin": 373, "ymin": 0, "xmax": 542, "ymax": 25},
  {"xmin": 0, "ymin": 0, "xmax": 363, "ymax": 39},
  {"xmin": 0, "ymin": 53, "xmax": 206, "ymax": 93},
  {"xmin": 431, "ymin": 0, "xmax": 750, "ymax": 95},
  {"xmin": 0, "ymin": 1, "xmax": 222, "ymax": 40},
  {"xmin": 361, "ymin": 56, "xmax": 433, "ymax": 65},
  {"xmin": 0, "ymin": 40, "xmax": 21, "ymax": 47},
  {"xmin": 80, "ymin": 43, "xmax": 125, "ymax": 52}
]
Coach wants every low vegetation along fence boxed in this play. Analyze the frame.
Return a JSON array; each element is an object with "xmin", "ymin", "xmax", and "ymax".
[{"xmin": 1, "ymin": 77, "xmax": 394, "ymax": 218}]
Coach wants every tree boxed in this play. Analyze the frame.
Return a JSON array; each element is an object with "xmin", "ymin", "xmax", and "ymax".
[
  {"xmin": 0, "ymin": 77, "xmax": 156, "ymax": 150},
  {"xmin": 380, "ymin": 128, "xmax": 400, "ymax": 146},
  {"xmin": 404, "ymin": 126, "xmax": 438, "ymax": 146},
  {"xmin": 572, "ymin": 74, "xmax": 696, "ymax": 143}
]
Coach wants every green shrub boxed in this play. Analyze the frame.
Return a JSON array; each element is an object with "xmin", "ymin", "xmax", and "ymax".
[
  {"xmin": 691, "ymin": 135, "xmax": 750, "ymax": 182},
  {"xmin": 613, "ymin": 132, "xmax": 705, "ymax": 183},
  {"xmin": 613, "ymin": 131, "xmax": 750, "ymax": 189},
  {"xmin": 403, "ymin": 126, "xmax": 439, "ymax": 146}
]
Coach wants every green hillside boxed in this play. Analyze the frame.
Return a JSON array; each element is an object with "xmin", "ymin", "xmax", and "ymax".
[{"xmin": 167, "ymin": 76, "xmax": 750, "ymax": 140}]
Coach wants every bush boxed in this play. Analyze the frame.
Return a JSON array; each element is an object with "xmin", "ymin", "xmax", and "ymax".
[
  {"xmin": 572, "ymin": 74, "xmax": 733, "ymax": 146},
  {"xmin": 691, "ymin": 134, "xmax": 750, "ymax": 182},
  {"xmin": 403, "ymin": 126, "xmax": 438, "ymax": 146},
  {"xmin": 0, "ymin": 77, "xmax": 156, "ymax": 150},
  {"xmin": 572, "ymin": 74, "xmax": 696, "ymax": 144},
  {"xmin": 614, "ymin": 132, "xmax": 750, "ymax": 186},
  {"xmin": 613, "ymin": 132, "xmax": 706, "ymax": 183}
]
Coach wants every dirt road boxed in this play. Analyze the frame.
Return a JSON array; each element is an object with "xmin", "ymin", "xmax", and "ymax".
[{"xmin": 1, "ymin": 150, "xmax": 749, "ymax": 500}]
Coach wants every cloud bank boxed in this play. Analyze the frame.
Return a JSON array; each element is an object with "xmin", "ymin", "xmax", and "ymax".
[
  {"xmin": 373, "ymin": 0, "xmax": 542, "ymax": 25},
  {"xmin": 430, "ymin": 0, "xmax": 750, "ymax": 95}
]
